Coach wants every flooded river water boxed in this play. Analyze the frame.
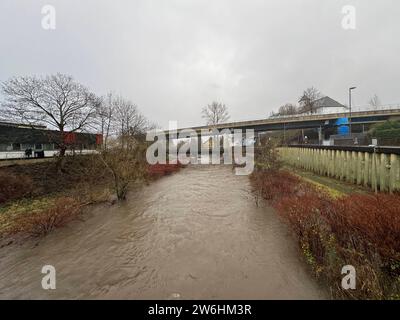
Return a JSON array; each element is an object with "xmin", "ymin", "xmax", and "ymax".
[{"xmin": 0, "ymin": 165, "xmax": 326, "ymax": 299}]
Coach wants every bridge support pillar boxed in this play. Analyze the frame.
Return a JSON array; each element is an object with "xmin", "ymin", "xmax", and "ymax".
[
  {"xmin": 256, "ymin": 132, "xmax": 264, "ymax": 146},
  {"xmin": 197, "ymin": 135, "xmax": 202, "ymax": 155}
]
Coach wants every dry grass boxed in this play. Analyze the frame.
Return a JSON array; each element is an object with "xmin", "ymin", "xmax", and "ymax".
[
  {"xmin": 0, "ymin": 171, "xmax": 34, "ymax": 204},
  {"xmin": 2, "ymin": 197, "xmax": 82, "ymax": 238},
  {"xmin": 0, "ymin": 155, "xmax": 112, "ymax": 199}
]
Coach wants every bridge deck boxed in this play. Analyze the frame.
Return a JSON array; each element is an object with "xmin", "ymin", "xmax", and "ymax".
[{"xmin": 165, "ymin": 109, "xmax": 400, "ymax": 136}]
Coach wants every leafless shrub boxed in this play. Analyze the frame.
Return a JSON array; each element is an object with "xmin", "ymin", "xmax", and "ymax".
[
  {"xmin": 10, "ymin": 197, "xmax": 81, "ymax": 237},
  {"xmin": 99, "ymin": 137, "xmax": 148, "ymax": 200}
]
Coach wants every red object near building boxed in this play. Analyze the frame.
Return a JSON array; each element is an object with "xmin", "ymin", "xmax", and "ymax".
[
  {"xmin": 96, "ymin": 134, "xmax": 103, "ymax": 145},
  {"xmin": 63, "ymin": 132, "xmax": 76, "ymax": 144}
]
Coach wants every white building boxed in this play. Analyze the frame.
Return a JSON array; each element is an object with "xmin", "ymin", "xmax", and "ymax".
[{"xmin": 299, "ymin": 96, "xmax": 348, "ymax": 115}]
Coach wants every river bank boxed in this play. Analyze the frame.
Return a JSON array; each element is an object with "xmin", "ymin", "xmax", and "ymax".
[
  {"xmin": 0, "ymin": 155, "xmax": 182, "ymax": 245},
  {"xmin": 249, "ymin": 168, "xmax": 400, "ymax": 299},
  {"xmin": 0, "ymin": 165, "xmax": 326, "ymax": 299}
]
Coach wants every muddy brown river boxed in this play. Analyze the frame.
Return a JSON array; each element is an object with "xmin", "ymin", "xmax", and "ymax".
[{"xmin": 0, "ymin": 165, "xmax": 326, "ymax": 299}]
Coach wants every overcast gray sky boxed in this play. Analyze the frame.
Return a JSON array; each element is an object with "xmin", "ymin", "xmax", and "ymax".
[{"xmin": 1, "ymin": 0, "xmax": 400, "ymax": 129}]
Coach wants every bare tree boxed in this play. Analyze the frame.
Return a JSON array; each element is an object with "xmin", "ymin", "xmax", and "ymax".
[
  {"xmin": 95, "ymin": 93, "xmax": 114, "ymax": 150},
  {"xmin": 95, "ymin": 94, "xmax": 155, "ymax": 201},
  {"xmin": 111, "ymin": 95, "xmax": 151, "ymax": 148},
  {"xmin": 298, "ymin": 87, "xmax": 322, "ymax": 114},
  {"xmin": 368, "ymin": 94, "xmax": 381, "ymax": 110},
  {"xmin": 0, "ymin": 73, "xmax": 98, "ymax": 157},
  {"xmin": 202, "ymin": 101, "xmax": 230, "ymax": 125},
  {"xmin": 277, "ymin": 103, "xmax": 298, "ymax": 116},
  {"xmin": 92, "ymin": 93, "xmax": 154, "ymax": 150}
]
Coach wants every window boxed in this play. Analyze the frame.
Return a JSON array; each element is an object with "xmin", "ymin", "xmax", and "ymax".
[
  {"xmin": 21, "ymin": 144, "xmax": 34, "ymax": 150},
  {"xmin": 43, "ymin": 144, "xmax": 54, "ymax": 151}
]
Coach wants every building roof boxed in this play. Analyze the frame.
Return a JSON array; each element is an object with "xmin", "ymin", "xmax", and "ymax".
[
  {"xmin": 0, "ymin": 122, "xmax": 98, "ymax": 145},
  {"xmin": 0, "ymin": 121, "xmax": 47, "ymax": 130},
  {"xmin": 313, "ymin": 96, "xmax": 347, "ymax": 109},
  {"xmin": 296, "ymin": 96, "xmax": 348, "ymax": 115}
]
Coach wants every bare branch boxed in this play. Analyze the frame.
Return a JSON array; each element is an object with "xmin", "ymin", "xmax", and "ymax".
[
  {"xmin": 298, "ymin": 87, "xmax": 322, "ymax": 114},
  {"xmin": 201, "ymin": 101, "xmax": 230, "ymax": 125},
  {"xmin": 0, "ymin": 73, "xmax": 97, "ymax": 133}
]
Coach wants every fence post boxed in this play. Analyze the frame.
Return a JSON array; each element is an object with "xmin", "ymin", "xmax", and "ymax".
[
  {"xmin": 380, "ymin": 153, "xmax": 388, "ymax": 192},
  {"xmin": 335, "ymin": 150, "xmax": 340, "ymax": 179},
  {"xmin": 364, "ymin": 152, "xmax": 370, "ymax": 187},
  {"xmin": 339, "ymin": 150, "xmax": 345, "ymax": 180},
  {"xmin": 371, "ymin": 152, "xmax": 378, "ymax": 193},
  {"xmin": 391, "ymin": 154, "xmax": 400, "ymax": 192},
  {"xmin": 345, "ymin": 151, "xmax": 351, "ymax": 182},
  {"xmin": 351, "ymin": 151, "xmax": 357, "ymax": 184},
  {"xmin": 357, "ymin": 152, "xmax": 363, "ymax": 185},
  {"xmin": 328, "ymin": 150, "xmax": 332, "ymax": 177}
]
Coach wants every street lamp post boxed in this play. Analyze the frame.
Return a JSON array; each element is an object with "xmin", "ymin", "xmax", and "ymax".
[{"xmin": 349, "ymin": 86, "xmax": 357, "ymax": 136}]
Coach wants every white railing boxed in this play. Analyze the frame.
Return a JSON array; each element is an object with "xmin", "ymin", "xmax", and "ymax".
[
  {"xmin": 0, "ymin": 151, "xmax": 25, "ymax": 160},
  {"xmin": 0, "ymin": 149, "xmax": 98, "ymax": 160},
  {"xmin": 350, "ymin": 104, "xmax": 400, "ymax": 113}
]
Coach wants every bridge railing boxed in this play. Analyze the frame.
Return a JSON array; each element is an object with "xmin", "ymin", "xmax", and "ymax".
[
  {"xmin": 350, "ymin": 103, "xmax": 400, "ymax": 113},
  {"xmin": 269, "ymin": 104, "xmax": 400, "ymax": 120}
]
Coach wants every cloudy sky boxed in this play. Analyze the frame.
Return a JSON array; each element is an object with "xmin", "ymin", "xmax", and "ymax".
[{"xmin": 1, "ymin": 0, "xmax": 399, "ymax": 129}]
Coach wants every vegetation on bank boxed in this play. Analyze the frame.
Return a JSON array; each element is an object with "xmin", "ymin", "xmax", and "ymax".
[
  {"xmin": 0, "ymin": 152, "xmax": 183, "ymax": 243},
  {"xmin": 251, "ymin": 138, "xmax": 400, "ymax": 299},
  {"xmin": 0, "ymin": 73, "xmax": 188, "ymax": 244},
  {"xmin": 0, "ymin": 197, "xmax": 82, "ymax": 241}
]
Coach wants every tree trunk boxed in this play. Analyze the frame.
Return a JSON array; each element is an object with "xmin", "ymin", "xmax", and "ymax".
[{"xmin": 56, "ymin": 129, "xmax": 67, "ymax": 174}]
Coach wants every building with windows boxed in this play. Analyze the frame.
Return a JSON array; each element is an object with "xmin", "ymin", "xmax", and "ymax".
[{"xmin": 0, "ymin": 121, "xmax": 102, "ymax": 159}]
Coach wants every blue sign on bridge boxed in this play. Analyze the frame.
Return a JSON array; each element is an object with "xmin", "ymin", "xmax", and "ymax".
[{"xmin": 336, "ymin": 117, "xmax": 349, "ymax": 135}]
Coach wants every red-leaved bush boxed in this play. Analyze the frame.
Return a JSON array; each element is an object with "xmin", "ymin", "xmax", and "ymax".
[
  {"xmin": 327, "ymin": 194, "xmax": 400, "ymax": 264},
  {"xmin": 250, "ymin": 168, "xmax": 400, "ymax": 299},
  {"xmin": 249, "ymin": 170, "xmax": 302, "ymax": 201}
]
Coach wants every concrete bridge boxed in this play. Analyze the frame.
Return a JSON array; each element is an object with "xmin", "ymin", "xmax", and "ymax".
[{"xmin": 166, "ymin": 108, "xmax": 400, "ymax": 136}]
